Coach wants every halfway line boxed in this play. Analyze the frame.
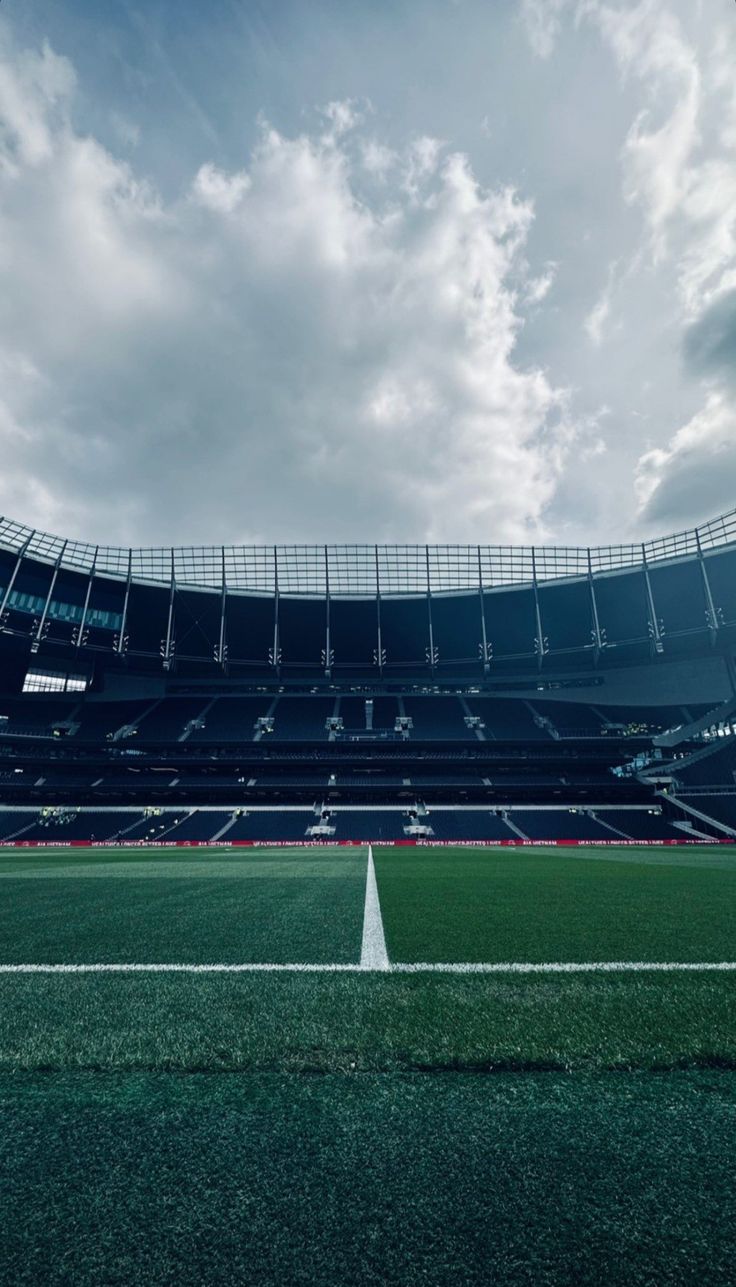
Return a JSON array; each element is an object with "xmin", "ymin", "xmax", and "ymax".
[
  {"xmin": 2, "ymin": 961, "xmax": 736, "ymax": 974},
  {"xmin": 359, "ymin": 844, "xmax": 390, "ymax": 970}
]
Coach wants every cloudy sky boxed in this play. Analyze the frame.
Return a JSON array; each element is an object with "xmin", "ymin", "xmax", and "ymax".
[{"xmin": 0, "ymin": 0, "xmax": 734, "ymax": 549}]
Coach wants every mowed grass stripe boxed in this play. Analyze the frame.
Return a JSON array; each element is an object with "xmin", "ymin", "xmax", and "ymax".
[
  {"xmin": 0, "ymin": 847, "xmax": 368, "ymax": 965},
  {"xmin": 3, "ymin": 1070, "xmax": 736, "ymax": 1287},
  {"xmin": 374, "ymin": 845, "xmax": 736, "ymax": 963},
  {"xmin": 2, "ymin": 972, "xmax": 736, "ymax": 1072}
]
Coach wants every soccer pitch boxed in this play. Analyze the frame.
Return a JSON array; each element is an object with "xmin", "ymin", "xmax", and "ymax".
[{"xmin": 2, "ymin": 843, "xmax": 735, "ymax": 1285}]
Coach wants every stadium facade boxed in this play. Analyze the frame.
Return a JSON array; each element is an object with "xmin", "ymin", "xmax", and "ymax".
[{"xmin": 1, "ymin": 508, "xmax": 736, "ymax": 844}]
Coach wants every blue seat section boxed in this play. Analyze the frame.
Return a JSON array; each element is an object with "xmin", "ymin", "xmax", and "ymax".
[
  {"xmin": 338, "ymin": 697, "xmax": 367, "ymax": 730},
  {"xmin": 597, "ymin": 811, "xmax": 689, "ymax": 840},
  {"xmin": 187, "ymin": 697, "xmax": 271, "ymax": 742},
  {"xmin": 674, "ymin": 742, "xmax": 736, "ymax": 787},
  {"xmin": 6, "ymin": 810, "xmax": 142, "ymax": 841},
  {"xmin": 677, "ymin": 794, "xmax": 736, "ymax": 831},
  {"xmin": 511, "ymin": 811, "xmax": 614, "ymax": 840},
  {"xmin": 224, "ymin": 812, "xmax": 314, "ymax": 841},
  {"xmin": 401, "ymin": 696, "xmax": 470, "ymax": 739},
  {"xmin": 0, "ymin": 810, "xmax": 41, "ymax": 839},
  {"xmin": 330, "ymin": 811, "xmax": 404, "ymax": 841},
  {"xmin": 371, "ymin": 697, "xmax": 400, "ymax": 730},
  {"xmin": 463, "ymin": 699, "xmax": 548, "ymax": 740},
  {"xmin": 0, "ymin": 697, "xmax": 78, "ymax": 735},
  {"xmin": 73, "ymin": 701, "xmax": 153, "ymax": 741},
  {"xmin": 528, "ymin": 701, "xmax": 605, "ymax": 735},
  {"xmin": 154, "ymin": 810, "xmax": 227, "ymax": 840},
  {"xmin": 270, "ymin": 698, "xmax": 336, "ymax": 741},
  {"xmin": 135, "ymin": 699, "xmax": 208, "ymax": 742},
  {"xmin": 596, "ymin": 705, "xmax": 688, "ymax": 733},
  {"xmin": 426, "ymin": 811, "xmax": 516, "ymax": 840}
]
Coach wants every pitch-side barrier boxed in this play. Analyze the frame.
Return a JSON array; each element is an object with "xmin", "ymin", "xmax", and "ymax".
[{"xmin": 2, "ymin": 838, "xmax": 734, "ymax": 848}]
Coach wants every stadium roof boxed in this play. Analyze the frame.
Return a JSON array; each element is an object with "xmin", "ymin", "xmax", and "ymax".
[{"xmin": 1, "ymin": 509, "xmax": 735, "ymax": 596}]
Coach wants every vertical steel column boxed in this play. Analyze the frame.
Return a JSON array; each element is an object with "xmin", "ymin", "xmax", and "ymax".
[
  {"xmin": 695, "ymin": 530, "xmax": 719, "ymax": 642},
  {"xmin": 0, "ymin": 529, "xmax": 35, "ymax": 622},
  {"xmin": 33, "ymin": 540, "xmax": 68, "ymax": 649},
  {"xmin": 425, "ymin": 545, "xmax": 436, "ymax": 672},
  {"xmin": 76, "ymin": 548, "xmax": 98, "ymax": 651},
  {"xmin": 217, "ymin": 545, "xmax": 228, "ymax": 668},
  {"xmin": 324, "ymin": 545, "xmax": 332, "ymax": 676},
  {"xmin": 587, "ymin": 548, "xmax": 603, "ymax": 658},
  {"xmin": 116, "ymin": 549, "xmax": 133, "ymax": 654},
  {"xmin": 641, "ymin": 545, "xmax": 663, "ymax": 654},
  {"xmin": 477, "ymin": 545, "xmax": 490, "ymax": 673},
  {"xmin": 272, "ymin": 546, "xmax": 281, "ymax": 673},
  {"xmin": 162, "ymin": 549, "xmax": 176, "ymax": 668},
  {"xmin": 531, "ymin": 547, "xmax": 546, "ymax": 669},
  {"xmin": 375, "ymin": 544, "xmax": 384, "ymax": 675}
]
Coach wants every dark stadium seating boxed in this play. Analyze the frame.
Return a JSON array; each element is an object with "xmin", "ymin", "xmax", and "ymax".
[
  {"xmin": 463, "ymin": 698, "xmax": 548, "ymax": 739},
  {"xmin": 510, "ymin": 811, "xmax": 616, "ymax": 840},
  {"xmin": 338, "ymin": 696, "xmax": 368, "ymax": 729},
  {"xmin": 0, "ymin": 697, "xmax": 78, "ymax": 733},
  {"xmin": 73, "ymin": 701, "xmax": 154, "ymax": 741},
  {"xmin": 596, "ymin": 705, "xmax": 688, "ymax": 732},
  {"xmin": 673, "ymin": 741, "xmax": 736, "ymax": 788},
  {"xmin": 0, "ymin": 810, "xmax": 40, "ymax": 840},
  {"xmin": 371, "ymin": 697, "xmax": 401, "ymax": 730},
  {"xmin": 675, "ymin": 793, "xmax": 736, "ymax": 832},
  {"xmin": 135, "ymin": 698, "xmax": 208, "ymax": 742},
  {"xmin": 401, "ymin": 696, "xmax": 469, "ymax": 739},
  {"xmin": 329, "ymin": 811, "xmax": 404, "ymax": 841},
  {"xmin": 529, "ymin": 701, "xmax": 604, "ymax": 735},
  {"xmin": 596, "ymin": 810, "xmax": 687, "ymax": 840},
  {"xmin": 9, "ymin": 810, "xmax": 141, "ymax": 841},
  {"xmin": 426, "ymin": 811, "xmax": 516, "ymax": 840},
  {"xmin": 224, "ymin": 812, "xmax": 314, "ymax": 841},
  {"xmin": 271, "ymin": 697, "xmax": 336, "ymax": 740},
  {"xmin": 187, "ymin": 697, "xmax": 271, "ymax": 742}
]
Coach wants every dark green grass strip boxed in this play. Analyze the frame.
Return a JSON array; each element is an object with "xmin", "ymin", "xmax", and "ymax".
[
  {"xmin": 0, "ymin": 851, "xmax": 366, "ymax": 965},
  {"xmin": 2, "ymin": 972, "xmax": 735, "ymax": 1071},
  {"xmin": 1, "ymin": 1069, "xmax": 735, "ymax": 1286},
  {"xmin": 374, "ymin": 846, "xmax": 736, "ymax": 963}
]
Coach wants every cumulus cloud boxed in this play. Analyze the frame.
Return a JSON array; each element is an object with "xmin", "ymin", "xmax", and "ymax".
[
  {"xmin": 684, "ymin": 288, "xmax": 736, "ymax": 385},
  {"xmin": 588, "ymin": 1, "xmax": 736, "ymax": 314},
  {"xmin": 521, "ymin": 1, "xmax": 736, "ymax": 530},
  {"xmin": 520, "ymin": 0, "xmax": 574, "ymax": 59},
  {"xmin": 635, "ymin": 393, "xmax": 736, "ymax": 526},
  {"xmin": 0, "ymin": 28, "xmax": 573, "ymax": 546}
]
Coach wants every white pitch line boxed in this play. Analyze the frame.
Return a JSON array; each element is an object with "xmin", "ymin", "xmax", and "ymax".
[
  {"xmin": 1, "ymin": 961, "xmax": 736, "ymax": 974},
  {"xmin": 360, "ymin": 844, "xmax": 390, "ymax": 970}
]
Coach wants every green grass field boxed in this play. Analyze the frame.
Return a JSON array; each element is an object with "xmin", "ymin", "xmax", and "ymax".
[{"xmin": 1, "ymin": 843, "xmax": 735, "ymax": 1284}]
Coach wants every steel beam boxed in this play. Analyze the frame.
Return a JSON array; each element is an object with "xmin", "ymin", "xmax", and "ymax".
[
  {"xmin": 477, "ymin": 545, "xmax": 490, "ymax": 672},
  {"xmin": 33, "ymin": 540, "xmax": 68, "ymax": 649},
  {"xmin": 116, "ymin": 549, "xmax": 133, "ymax": 654},
  {"xmin": 271, "ymin": 546, "xmax": 281, "ymax": 673},
  {"xmin": 425, "ymin": 545, "xmax": 436, "ymax": 672},
  {"xmin": 217, "ymin": 545, "xmax": 228, "ymax": 667},
  {"xmin": 641, "ymin": 545, "xmax": 663, "ymax": 654},
  {"xmin": 75, "ymin": 547, "xmax": 98, "ymax": 651},
  {"xmin": 162, "ymin": 549, "xmax": 176, "ymax": 668},
  {"xmin": 587, "ymin": 548, "xmax": 603, "ymax": 658},
  {"xmin": 324, "ymin": 545, "xmax": 332, "ymax": 676},
  {"xmin": 531, "ymin": 547, "xmax": 546, "ymax": 669},
  {"xmin": 695, "ymin": 530, "xmax": 720, "ymax": 642},
  {"xmin": 375, "ymin": 545, "xmax": 384, "ymax": 675},
  {"xmin": 0, "ymin": 529, "xmax": 35, "ymax": 624}
]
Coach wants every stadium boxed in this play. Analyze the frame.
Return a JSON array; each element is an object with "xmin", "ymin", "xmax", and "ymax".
[
  {"xmin": 2, "ymin": 507, "xmax": 736, "ymax": 843},
  {"xmin": 3, "ymin": 507, "xmax": 736, "ymax": 1284}
]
